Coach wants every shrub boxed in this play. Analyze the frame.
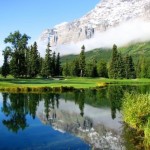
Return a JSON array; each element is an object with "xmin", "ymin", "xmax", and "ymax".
[
  {"xmin": 122, "ymin": 93, "xmax": 150, "ymax": 129},
  {"xmin": 144, "ymin": 118, "xmax": 150, "ymax": 149},
  {"xmin": 122, "ymin": 92, "xmax": 150, "ymax": 148}
]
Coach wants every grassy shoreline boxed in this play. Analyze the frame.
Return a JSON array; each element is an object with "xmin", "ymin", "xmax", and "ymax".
[
  {"xmin": 0, "ymin": 77, "xmax": 150, "ymax": 92},
  {"xmin": 122, "ymin": 93, "xmax": 150, "ymax": 148}
]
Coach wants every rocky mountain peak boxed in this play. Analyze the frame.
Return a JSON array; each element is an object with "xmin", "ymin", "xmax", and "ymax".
[{"xmin": 38, "ymin": 0, "xmax": 150, "ymax": 53}]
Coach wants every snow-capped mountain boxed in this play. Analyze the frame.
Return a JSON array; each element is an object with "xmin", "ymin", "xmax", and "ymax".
[{"xmin": 38, "ymin": 0, "xmax": 150, "ymax": 54}]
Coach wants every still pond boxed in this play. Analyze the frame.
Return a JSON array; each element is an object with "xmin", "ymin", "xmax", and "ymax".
[{"xmin": 0, "ymin": 85, "xmax": 149, "ymax": 150}]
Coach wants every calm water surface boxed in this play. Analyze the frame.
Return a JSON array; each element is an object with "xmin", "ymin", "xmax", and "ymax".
[{"xmin": 0, "ymin": 85, "xmax": 150, "ymax": 150}]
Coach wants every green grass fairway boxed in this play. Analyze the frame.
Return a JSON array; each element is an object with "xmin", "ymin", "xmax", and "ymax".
[{"xmin": 0, "ymin": 77, "xmax": 150, "ymax": 91}]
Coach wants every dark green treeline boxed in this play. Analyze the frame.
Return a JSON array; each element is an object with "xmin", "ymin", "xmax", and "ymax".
[
  {"xmin": 1, "ymin": 31, "xmax": 150, "ymax": 79},
  {"xmin": 63, "ymin": 44, "xmax": 150, "ymax": 79},
  {"xmin": 1, "ymin": 31, "xmax": 61, "ymax": 78}
]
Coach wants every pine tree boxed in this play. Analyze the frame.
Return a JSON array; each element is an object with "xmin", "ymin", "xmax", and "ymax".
[
  {"xmin": 124, "ymin": 55, "xmax": 130, "ymax": 79},
  {"xmin": 128, "ymin": 56, "xmax": 136, "ymax": 79},
  {"xmin": 26, "ymin": 46, "xmax": 31, "ymax": 77},
  {"xmin": 79, "ymin": 45, "xmax": 86, "ymax": 77},
  {"xmin": 136, "ymin": 58, "xmax": 142, "ymax": 78},
  {"xmin": 55, "ymin": 53, "xmax": 61, "ymax": 76},
  {"xmin": 117, "ymin": 53, "xmax": 125, "ymax": 79},
  {"xmin": 38, "ymin": 57, "xmax": 43, "ymax": 77},
  {"xmin": 146, "ymin": 59, "xmax": 150, "ymax": 78},
  {"xmin": 40, "ymin": 58, "xmax": 45, "ymax": 77},
  {"xmin": 41, "ymin": 43, "xmax": 52, "ymax": 78},
  {"xmin": 63, "ymin": 60, "xmax": 70, "ymax": 77},
  {"xmin": 91, "ymin": 59, "xmax": 98, "ymax": 77},
  {"xmin": 109, "ymin": 44, "xmax": 118, "ymax": 79},
  {"xmin": 19, "ymin": 47, "xmax": 27, "ymax": 77},
  {"xmin": 85, "ymin": 63, "xmax": 93, "ymax": 77},
  {"xmin": 51, "ymin": 51, "xmax": 56, "ymax": 76},
  {"xmin": 97, "ymin": 60, "xmax": 108, "ymax": 78},
  {"xmin": 70, "ymin": 58, "xmax": 80, "ymax": 76},
  {"xmin": 30, "ymin": 42, "xmax": 39, "ymax": 77},
  {"xmin": 124, "ymin": 55, "xmax": 136, "ymax": 79}
]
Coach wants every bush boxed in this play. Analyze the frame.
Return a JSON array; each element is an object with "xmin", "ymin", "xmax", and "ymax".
[{"xmin": 122, "ymin": 93, "xmax": 150, "ymax": 129}]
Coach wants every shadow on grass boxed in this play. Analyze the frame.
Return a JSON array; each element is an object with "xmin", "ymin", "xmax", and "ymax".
[
  {"xmin": 0, "ymin": 78, "xmax": 53, "ymax": 84},
  {"xmin": 0, "ymin": 78, "xmax": 92, "ymax": 85}
]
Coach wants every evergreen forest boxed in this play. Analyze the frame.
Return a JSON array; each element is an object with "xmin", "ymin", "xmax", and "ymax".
[{"xmin": 1, "ymin": 31, "xmax": 150, "ymax": 79}]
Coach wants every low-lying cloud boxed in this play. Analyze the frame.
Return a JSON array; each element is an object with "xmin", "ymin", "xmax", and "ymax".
[
  {"xmin": 41, "ymin": 19, "xmax": 150, "ymax": 56},
  {"xmin": 1, "ymin": 19, "xmax": 150, "ymax": 66}
]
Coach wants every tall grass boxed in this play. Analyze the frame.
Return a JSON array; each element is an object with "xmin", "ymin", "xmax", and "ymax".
[
  {"xmin": 144, "ymin": 118, "xmax": 150, "ymax": 147},
  {"xmin": 0, "ymin": 86, "xmax": 76, "ymax": 93},
  {"xmin": 122, "ymin": 92, "xmax": 150, "ymax": 148}
]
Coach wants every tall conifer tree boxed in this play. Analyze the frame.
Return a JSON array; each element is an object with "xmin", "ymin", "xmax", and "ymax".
[
  {"xmin": 79, "ymin": 45, "xmax": 86, "ymax": 77},
  {"xmin": 51, "ymin": 52, "xmax": 56, "ymax": 76},
  {"xmin": 30, "ymin": 42, "xmax": 39, "ymax": 77},
  {"xmin": 41, "ymin": 43, "xmax": 52, "ymax": 78},
  {"xmin": 109, "ymin": 44, "xmax": 118, "ymax": 79},
  {"xmin": 117, "ymin": 53, "xmax": 125, "ymax": 79},
  {"xmin": 97, "ymin": 60, "xmax": 108, "ymax": 78},
  {"xmin": 70, "ymin": 58, "xmax": 80, "ymax": 76},
  {"xmin": 55, "ymin": 52, "xmax": 61, "ymax": 76},
  {"xmin": 63, "ymin": 60, "xmax": 70, "ymax": 76},
  {"xmin": 124, "ymin": 55, "xmax": 136, "ymax": 79}
]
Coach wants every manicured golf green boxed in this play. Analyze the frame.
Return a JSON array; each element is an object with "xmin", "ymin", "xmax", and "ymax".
[{"xmin": 0, "ymin": 76, "xmax": 150, "ymax": 92}]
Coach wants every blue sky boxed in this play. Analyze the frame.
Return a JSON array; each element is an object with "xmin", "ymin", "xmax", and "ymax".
[{"xmin": 0, "ymin": 0, "xmax": 100, "ymax": 51}]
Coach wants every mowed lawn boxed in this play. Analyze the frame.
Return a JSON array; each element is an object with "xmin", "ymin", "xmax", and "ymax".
[
  {"xmin": 1, "ymin": 76, "xmax": 150, "ymax": 89},
  {"xmin": 0, "ymin": 77, "xmax": 101, "ymax": 89}
]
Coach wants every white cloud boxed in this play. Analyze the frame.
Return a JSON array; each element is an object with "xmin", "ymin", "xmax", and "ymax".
[{"xmin": 37, "ymin": 19, "xmax": 150, "ymax": 56}]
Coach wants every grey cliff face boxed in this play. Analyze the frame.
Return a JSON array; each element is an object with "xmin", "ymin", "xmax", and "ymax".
[{"xmin": 38, "ymin": 0, "xmax": 150, "ymax": 47}]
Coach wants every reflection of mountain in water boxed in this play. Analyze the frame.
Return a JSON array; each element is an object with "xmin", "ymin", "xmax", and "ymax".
[
  {"xmin": 1, "ymin": 85, "xmax": 150, "ymax": 149},
  {"xmin": 37, "ymin": 100, "xmax": 124, "ymax": 150}
]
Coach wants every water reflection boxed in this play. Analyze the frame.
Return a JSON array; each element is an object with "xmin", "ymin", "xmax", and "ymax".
[
  {"xmin": 122, "ymin": 123, "xmax": 146, "ymax": 150},
  {"xmin": 1, "ymin": 85, "xmax": 150, "ymax": 149},
  {"xmin": 2, "ymin": 93, "xmax": 29, "ymax": 133}
]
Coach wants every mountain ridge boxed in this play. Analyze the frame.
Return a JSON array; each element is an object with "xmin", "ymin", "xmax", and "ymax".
[{"xmin": 38, "ymin": 0, "xmax": 150, "ymax": 55}]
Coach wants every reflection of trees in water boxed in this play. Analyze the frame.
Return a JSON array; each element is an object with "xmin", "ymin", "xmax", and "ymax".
[
  {"xmin": 60, "ymin": 85, "xmax": 150, "ymax": 120},
  {"xmin": 1, "ymin": 85, "xmax": 150, "ymax": 134},
  {"xmin": 74, "ymin": 91, "xmax": 85, "ymax": 117},
  {"xmin": 60, "ymin": 87, "xmax": 123, "ymax": 119},
  {"xmin": 122, "ymin": 123, "xmax": 145, "ymax": 150},
  {"xmin": 78, "ymin": 91, "xmax": 85, "ymax": 117},
  {"xmin": 107, "ymin": 85, "xmax": 150, "ymax": 120},
  {"xmin": 28, "ymin": 94, "xmax": 41, "ymax": 119},
  {"xmin": 43, "ymin": 93, "xmax": 54, "ymax": 120},
  {"xmin": 82, "ymin": 117, "xmax": 93, "ymax": 130},
  {"xmin": 43, "ymin": 93, "xmax": 60, "ymax": 120},
  {"xmin": 1, "ymin": 93, "xmax": 60, "ymax": 133},
  {"xmin": 55, "ymin": 94, "xmax": 59, "ymax": 109},
  {"xmin": 2, "ymin": 93, "xmax": 29, "ymax": 133},
  {"xmin": 107, "ymin": 86, "xmax": 124, "ymax": 119}
]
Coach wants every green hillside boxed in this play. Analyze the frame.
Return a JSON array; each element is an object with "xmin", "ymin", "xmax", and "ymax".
[
  {"xmin": 61, "ymin": 41, "xmax": 150, "ymax": 64},
  {"xmin": 61, "ymin": 48, "xmax": 112, "ymax": 64},
  {"xmin": 119, "ymin": 41, "xmax": 150, "ymax": 60}
]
